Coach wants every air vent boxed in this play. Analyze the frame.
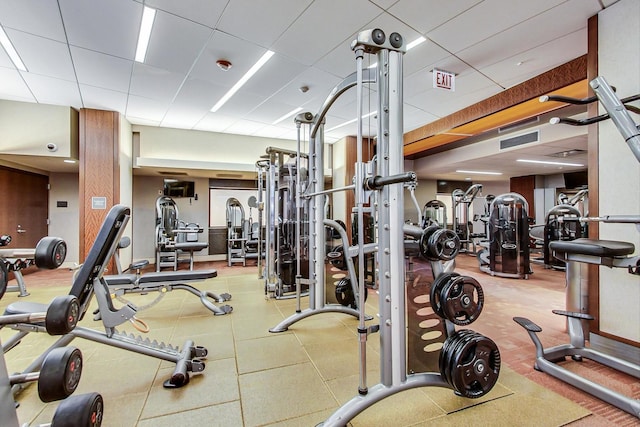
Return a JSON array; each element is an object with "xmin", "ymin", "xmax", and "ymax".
[
  {"xmin": 500, "ymin": 130, "xmax": 539, "ymax": 150},
  {"xmin": 159, "ymin": 171, "xmax": 188, "ymax": 176},
  {"xmin": 217, "ymin": 173, "xmax": 244, "ymax": 179},
  {"xmin": 548, "ymin": 149, "xmax": 587, "ymax": 158}
]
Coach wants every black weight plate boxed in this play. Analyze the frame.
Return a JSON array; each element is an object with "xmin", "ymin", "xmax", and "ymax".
[
  {"xmin": 450, "ymin": 333, "xmax": 501, "ymax": 398},
  {"xmin": 441, "ymin": 276, "xmax": 484, "ymax": 326},
  {"xmin": 328, "ymin": 245, "xmax": 347, "ymax": 270},
  {"xmin": 335, "ymin": 277, "xmax": 368, "ymax": 308},
  {"xmin": 419, "ymin": 225, "xmax": 440, "ymax": 259},
  {"xmin": 439, "ymin": 329, "xmax": 473, "ymax": 386},
  {"xmin": 429, "ymin": 272, "xmax": 459, "ymax": 318},
  {"xmin": 446, "ymin": 330, "xmax": 478, "ymax": 387},
  {"xmin": 428, "ymin": 228, "xmax": 460, "ymax": 261},
  {"xmin": 34, "ymin": 237, "xmax": 67, "ymax": 269},
  {"xmin": 0, "ymin": 260, "xmax": 8, "ymax": 300},
  {"xmin": 39, "ymin": 347, "xmax": 83, "ymax": 402},
  {"xmin": 51, "ymin": 392, "xmax": 104, "ymax": 427},
  {"xmin": 46, "ymin": 295, "xmax": 80, "ymax": 335}
]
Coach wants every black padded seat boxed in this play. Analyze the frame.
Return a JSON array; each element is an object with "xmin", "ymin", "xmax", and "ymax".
[
  {"xmin": 104, "ymin": 269, "xmax": 217, "ymax": 287},
  {"xmin": 174, "ymin": 242, "xmax": 208, "ymax": 252},
  {"xmin": 549, "ymin": 238, "xmax": 635, "ymax": 257}
]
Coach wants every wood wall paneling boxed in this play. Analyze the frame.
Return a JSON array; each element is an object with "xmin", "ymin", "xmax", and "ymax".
[
  {"xmin": 509, "ymin": 175, "xmax": 536, "ymax": 218},
  {"xmin": 79, "ymin": 109, "xmax": 120, "ymax": 261}
]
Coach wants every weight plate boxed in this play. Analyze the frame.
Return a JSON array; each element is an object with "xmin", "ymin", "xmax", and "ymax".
[
  {"xmin": 439, "ymin": 329, "xmax": 474, "ymax": 386},
  {"xmin": 38, "ymin": 347, "xmax": 83, "ymax": 402},
  {"xmin": 46, "ymin": 295, "xmax": 80, "ymax": 335},
  {"xmin": 419, "ymin": 225, "xmax": 439, "ymax": 259},
  {"xmin": 34, "ymin": 237, "xmax": 67, "ymax": 269},
  {"xmin": 51, "ymin": 392, "xmax": 104, "ymax": 427},
  {"xmin": 0, "ymin": 260, "xmax": 8, "ymax": 300},
  {"xmin": 428, "ymin": 229, "xmax": 460, "ymax": 261},
  {"xmin": 440, "ymin": 276, "xmax": 484, "ymax": 326},
  {"xmin": 450, "ymin": 333, "xmax": 501, "ymax": 398},
  {"xmin": 328, "ymin": 245, "xmax": 347, "ymax": 270},
  {"xmin": 335, "ymin": 277, "xmax": 368, "ymax": 308},
  {"xmin": 429, "ymin": 272, "xmax": 459, "ymax": 318}
]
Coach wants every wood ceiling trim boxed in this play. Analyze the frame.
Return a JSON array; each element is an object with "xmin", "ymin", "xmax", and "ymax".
[{"xmin": 404, "ymin": 55, "xmax": 588, "ymax": 159}]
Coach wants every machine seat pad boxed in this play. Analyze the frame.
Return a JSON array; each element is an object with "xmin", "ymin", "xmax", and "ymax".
[
  {"xmin": 104, "ymin": 274, "xmax": 138, "ymax": 286},
  {"xmin": 136, "ymin": 269, "xmax": 217, "ymax": 284},
  {"xmin": 4, "ymin": 301, "xmax": 49, "ymax": 316},
  {"xmin": 130, "ymin": 260, "xmax": 150, "ymax": 270},
  {"xmin": 174, "ymin": 242, "xmax": 208, "ymax": 251},
  {"xmin": 549, "ymin": 238, "xmax": 635, "ymax": 257}
]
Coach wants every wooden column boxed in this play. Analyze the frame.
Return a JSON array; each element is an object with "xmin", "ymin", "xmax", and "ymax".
[
  {"xmin": 509, "ymin": 175, "xmax": 535, "ymax": 218},
  {"xmin": 78, "ymin": 109, "xmax": 120, "ymax": 260}
]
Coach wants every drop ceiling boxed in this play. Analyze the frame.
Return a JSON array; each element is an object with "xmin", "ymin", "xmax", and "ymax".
[{"xmin": 0, "ymin": 0, "xmax": 614, "ymax": 179}]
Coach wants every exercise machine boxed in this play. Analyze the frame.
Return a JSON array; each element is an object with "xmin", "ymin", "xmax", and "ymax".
[
  {"xmin": 451, "ymin": 183, "xmax": 483, "ymax": 253},
  {"xmin": 3, "ymin": 205, "xmax": 209, "ymax": 389},
  {"xmin": 515, "ymin": 75, "xmax": 640, "ymax": 419},
  {"xmin": 478, "ymin": 192, "xmax": 532, "ymax": 279},
  {"xmin": 104, "ymin": 236, "xmax": 232, "ymax": 315},
  {"xmin": 421, "ymin": 199, "xmax": 447, "ymax": 228},
  {"xmin": 260, "ymin": 144, "xmax": 311, "ymax": 300},
  {"xmin": 315, "ymin": 29, "xmax": 500, "ymax": 426},
  {"xmin": 0, "ymin": 235, "xmax": 67, "ymax": 297},
  {"xmin": 155, "ymin": 196, "xmax": 208, "ymax": 271},
  {"xmin": 226, "ymin": 197, "xmax": 247, "ymax": 266},
  {"xmin": 0, "ymin": 294, "xmax": 104, "ymax": 426}
]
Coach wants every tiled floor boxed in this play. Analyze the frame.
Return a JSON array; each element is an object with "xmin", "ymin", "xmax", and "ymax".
[{"xmin": 0, "ymin": 253, "xmax": 638, "ymax": 426}]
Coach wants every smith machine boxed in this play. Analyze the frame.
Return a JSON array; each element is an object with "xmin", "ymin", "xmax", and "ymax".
[{"xmin": 268, "ymin": 28, "xmax": 501, "ymax": 425}]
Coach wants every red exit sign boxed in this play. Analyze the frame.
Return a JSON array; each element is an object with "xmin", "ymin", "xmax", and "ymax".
[{"xmin": 433, "ymin": 69, "xmax": 455, "ymax": 91}]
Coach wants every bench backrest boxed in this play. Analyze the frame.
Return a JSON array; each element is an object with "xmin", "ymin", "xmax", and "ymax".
[{"xmin": 69, "ymin": 204, "xmax": 130, "ymax": 319}]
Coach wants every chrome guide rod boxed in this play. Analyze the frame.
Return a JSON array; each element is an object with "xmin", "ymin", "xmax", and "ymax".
[{"xmin": 295, "ymin": 121, "xmax": 302, "ymax": 312}]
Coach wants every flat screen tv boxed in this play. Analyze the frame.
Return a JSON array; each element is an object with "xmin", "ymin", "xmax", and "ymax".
[
  {"xmin": 563, "ymin": 171, "xmax": 588, "ymax": 190},
  {"xmin": 163, "ymin": 180, "xmax": 195, "ymax": 198}
]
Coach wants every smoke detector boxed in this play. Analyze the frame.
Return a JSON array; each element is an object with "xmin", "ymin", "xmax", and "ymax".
[{"xmin": 216, "ymin": 59, "xmax": 232, "ymax": 71}]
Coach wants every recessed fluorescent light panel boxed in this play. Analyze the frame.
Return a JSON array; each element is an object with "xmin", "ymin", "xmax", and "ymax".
[
  {"xmin": 456, "ymin": 170, "xmax": 503, "ymax": 175},
  {"xmin": 325, "ymin": 111, "xmax": 377, "ymax": 133},
  {"xmin": 272, "ymin": 107, "xmax": 303, "ymax": 125},
  {"xmin": 135, "ymin": 6, "xmax": 156, "ymax": 63},
  {"xmin": 211, "ymin": 50, "xmax": 274, "ymax": 113},
  {"xmin": 406, "ymin": 36, "xmax": 426, "ymax": 50},
  {"xmin": 0, "ymin": 26, "xmax": 26, "ymax": 71},
  {"xmin": 517, "ymin": 159, "xmax": 584, "ymax": 167}
]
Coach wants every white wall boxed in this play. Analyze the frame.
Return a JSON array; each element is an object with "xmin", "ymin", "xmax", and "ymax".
[
  {"xmin": 597, "ymin": 0, "xmax": 640, "ymax": 342},
  {"xmin": 118, "ymin": 116, "xmax": 133, "ymax": 267}
]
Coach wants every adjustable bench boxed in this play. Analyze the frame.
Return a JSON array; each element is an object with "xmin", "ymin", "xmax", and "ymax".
[
  {"xmin": 3, "ymin": 205, "xmax": 210, "ymax": 388},
  {"xmin": 104, "ymin": 269, "xmax": 232, "ymax": 315}
]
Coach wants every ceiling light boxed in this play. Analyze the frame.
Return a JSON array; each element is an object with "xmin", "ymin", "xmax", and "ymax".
[
  {"xmin": 272, "ymin": 107, "xmax": 303, "ymax": 125},
  {"xmin": 0, "ymin": 25, "xmax": 26, "ymax": 71},
  {"xmin": 517, "ymin": 159, "xmax": 584, "ymax": 167},
  {"xmin": 135, "ymin": 6, "xmax": 156, "ymax": 63},
  {"xmin": 326, "ymin": 111, "xmax": 377, "ymax": 132},
  {"xmin": 211, "ymin": 50, "xmax": 274, "ymax": 113},
  {"xmin": 406, "ymin": 36, "xmax": 426, "ymax": 50},
  {"xmin": 456, "ymin": 170, "xmax": 503, "ymax": 175}
]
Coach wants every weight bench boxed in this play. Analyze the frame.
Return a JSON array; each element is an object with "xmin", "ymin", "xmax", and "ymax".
[
  {"xmin": 3, "ymin": 205, "xmax": 209, "ymax": 388},
  {"xmin": 514, "ymin": 237, "xmax": 640, "ymax": 418},
  {"xmin": 104, "ymin": 237, "xmax": 232, "ymax": 315}
]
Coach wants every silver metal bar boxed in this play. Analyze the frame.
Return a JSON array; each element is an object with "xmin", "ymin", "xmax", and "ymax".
[{"xmin": 305, "ymin": 184, "xmax": 355, "ymax": 198}]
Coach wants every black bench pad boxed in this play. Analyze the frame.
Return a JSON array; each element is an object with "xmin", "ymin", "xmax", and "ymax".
[
  {"xmin": 105, "ymin": 269, "xmax": 217, "ymax": 286},
  {"xmin": 5, "ymin": 301, "xmax": 48, "ymax": 316},
  {"xmin": 549, "ymin": 238, "xmax": 635, "ymax": 257}
]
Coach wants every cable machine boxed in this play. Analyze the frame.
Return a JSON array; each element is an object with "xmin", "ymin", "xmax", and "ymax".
[{"xmin": 451, "ymin": 183, "xmax": 483, "ymax": 253}]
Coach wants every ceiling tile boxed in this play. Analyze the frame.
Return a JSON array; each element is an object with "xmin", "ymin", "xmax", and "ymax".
[
  {"xmin": 0, "ymin": 0, "xmax": 66, "ymax": 42},
  {"xmin": 22, "ymin": 74, "xmax": 81, "ymax": 108},
  {"xmin": 388, "ymin": 0, "xmax": 483, "ymax": 34},
  {"xmin": 194, "ymin": 112, "xmax": 239, "ymax": 133},
  {"xmin": 267, "ymin": 66, "xmax": 342, "ymax": 110},
  {"xmin": 145, "ymin": 9, "xmax": 213, "ymax": 75},
  {"xmin": 129, "ymin": 62, "xmax": 185, "ymax": 103},
  {"xmin": 79, "ymin": 84, "xmax": 128, "ymax": 112},
  {"xmin": 60, "ymin": 0, "xmax": 141, "ymax": 59},
  {"xmin": 427, "ymin": 0, "xmax": 567, "ymax": 54},
  {"xmin": 0, "ymin": 67, "xmax": 34, "ymax": 101},
  {"xmin": 145, "ymin": 0, "xmax": 227, "ymax": 29},
  {"xmin": 272, "ymin": 0, "xmax": 382, "ymax": 65},
  {"xmin": 217, "ymin": 0, "xmax": 313, "ymax": 47},
  {"xmin": 71, "ymin": 46, "xmax": 133, "ymax": 93},
  {"xmin": 224, "ymin": 119, "xmax": 268, "ymax": 136},
  {"xmin": 126, "ymin": 94, "xmax": 171, "ymax": 123},
  {"xmin": 457, "ymin": 0, "xmax": 600, "ymax": 71},
  {"xmin": 8, "ymin": 29, "xmax": 75, "ymax": 81}
]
